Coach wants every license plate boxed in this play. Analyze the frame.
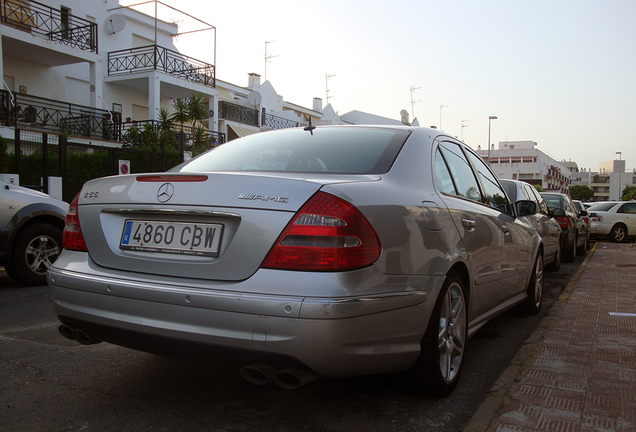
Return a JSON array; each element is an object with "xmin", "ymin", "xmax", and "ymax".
[{"xmin": 120, "ymin": 220, "xmax": 223, "ymax": 257}]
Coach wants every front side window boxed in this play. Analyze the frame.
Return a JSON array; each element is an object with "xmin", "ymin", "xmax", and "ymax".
[
  {"xmin": 619, "ymin": 203, "xmax": 636, "ymax": 214},
  {"xmin": 437, "ymin": 142, "xmax": 482, "ymax": 202}
]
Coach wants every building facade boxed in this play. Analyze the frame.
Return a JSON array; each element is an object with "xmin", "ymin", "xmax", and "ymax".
[{"xmin": 476, "ymin": 140, "xmax": 571, "ymax": 193}]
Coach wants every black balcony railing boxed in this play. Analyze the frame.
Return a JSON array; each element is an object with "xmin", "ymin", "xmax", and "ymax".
[
  {"xmin": 0, "ymin": 90, "xmax": 225, "ymax": 146},
  {"xmin": 219, "ymin": 101, "xmax": 258, "ymax": 126},
  {"xmin": 0, "ymin": 90, "xmax": 118, "ymax": 140},
  {"xmin": 120, "ymin": 119, "xmax": 225, "ymax": 148},
  {"xmin": 108, "ymin": 45, "xmax": 215, "ymax": 87},
  {"xmin": 0, "ymin": 0, "xmax": 98, "ymax": 53},
  {"xmin": 263, "ymin": 113, "xmax": 303, "ymax": 130}
]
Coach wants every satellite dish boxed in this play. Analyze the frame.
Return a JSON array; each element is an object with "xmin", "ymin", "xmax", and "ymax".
[
  {"xmin": 106, "ymin": 14, "xmax": 126, "ymax": 34},
  {"xmin": 247, "ymin": 91, "xmax": 262, "ymax": 107}
]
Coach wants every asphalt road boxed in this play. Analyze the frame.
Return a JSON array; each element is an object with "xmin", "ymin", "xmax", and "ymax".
[{"xmin": 0, "ymin": 249, "xmax": 586, "ymax": 432}]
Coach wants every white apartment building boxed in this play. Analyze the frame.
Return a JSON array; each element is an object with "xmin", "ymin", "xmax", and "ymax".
[
  {"xmin": 0, "ymin": 0, "xmax": 412, "ymax": 149},
  {"xmin": 476, "ymin": 140, "xmax": 571, "ymax": 193},
  {"xmin": 571, "ymin": 159, "xmax": 636, "ymax": 202}
]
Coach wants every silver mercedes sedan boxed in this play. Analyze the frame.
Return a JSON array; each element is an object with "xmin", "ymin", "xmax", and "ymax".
[{"xmin": 49, "ymin": 125, "xmax": 543, "ymax": 396}]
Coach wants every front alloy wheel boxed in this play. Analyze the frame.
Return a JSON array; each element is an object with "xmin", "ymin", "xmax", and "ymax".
[{"xmin": 9, "ymin": 223, "xmax": 63, "ymax": 286}]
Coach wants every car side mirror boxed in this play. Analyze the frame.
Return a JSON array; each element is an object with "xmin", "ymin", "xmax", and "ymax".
[
  {"xmin": 579, "ymin": 210, "xmax": 588, "ymax": 217},
  {"xmin": 551, "ymin": 207, "xmax": 565, "ymax": 217},
  {"xmin": 516, "ymin": 200, "xmax": 537, "ymax": 217}
]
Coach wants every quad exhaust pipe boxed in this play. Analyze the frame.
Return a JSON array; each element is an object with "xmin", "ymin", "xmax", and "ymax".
[
  {"xmin": 58, "ymin": 324, "xmax": 101, "ymax": 345},
  {"xmin": 241, "ymin": 363, "xmax": 319, "ymax": 389}
]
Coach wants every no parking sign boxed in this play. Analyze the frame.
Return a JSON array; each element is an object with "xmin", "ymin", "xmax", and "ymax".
[{"xmin": 119, "ymin": 160, "xmax": 130, "ymax": 175}]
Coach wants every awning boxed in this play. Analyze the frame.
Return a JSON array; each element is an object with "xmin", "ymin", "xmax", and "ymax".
[{"xmin": 229, "ymin": 124, "xmax": 261, "ymax": 138}]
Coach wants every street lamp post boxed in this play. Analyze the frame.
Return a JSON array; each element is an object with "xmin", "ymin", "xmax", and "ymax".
[
  {"xmin": 616, "ymin": 151, "xmax": 622, "ymax": 200},
  {"xmin": 487, "ymin": 116, "xmax": 498, "ymax": 165}
]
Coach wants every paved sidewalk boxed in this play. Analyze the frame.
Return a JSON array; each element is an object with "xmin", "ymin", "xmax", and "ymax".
[{"xmin": 465, "ymin": 241, "xmax": 636, "ymax": 432}]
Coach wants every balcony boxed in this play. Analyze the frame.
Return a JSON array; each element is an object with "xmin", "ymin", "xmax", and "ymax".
[
  {"xmin": 219, "ymin": 101, "xmax": 258, "ymax": 126},
  {"xmin": 0, "ymin": 90, "xmax": 117, "ymax": 140},
  {"xmin": 108, "ymin": 45, "xmax": 215, "ymax": 87},
  {"xmin": 0, "ymin": 0, "xmax": 98, "ymax": 53},
  {"xmin": 263, "ymin": 113, "xmax": 302, "ymax": 130},
  {"xmin": 0, "ymin": 90, "xmax": 225, "ymax": 145}
]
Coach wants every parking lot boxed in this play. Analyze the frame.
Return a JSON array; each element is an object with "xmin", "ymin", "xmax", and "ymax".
[{"xmin": 1, "ymin": 249, "xmax": 587, "ymax": 432}]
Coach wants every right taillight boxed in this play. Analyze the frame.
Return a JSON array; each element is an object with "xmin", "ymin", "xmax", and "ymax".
[
  {"xmin": 261, "ymin": 192, "xmax": 381, "ymax": 271},
  {"xmin": 63, "ymin": 192, "xmax": 87, "ymax": 252}
]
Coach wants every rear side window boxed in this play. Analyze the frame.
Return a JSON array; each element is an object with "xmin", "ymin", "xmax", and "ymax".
[
  {"xmin": 588, "ymin": 202, "xmax": 619, "ymax": 212},
  {"xmin": 437, "ymin": 142, "xmax": 482, "ymax": 202},
  {"xmin": 176, "ymin": 127, "xmax": 411, "ymax": 174},
  {"xmin": 465, "ymin": 150, "xmax": 511, "ymax": 210}
]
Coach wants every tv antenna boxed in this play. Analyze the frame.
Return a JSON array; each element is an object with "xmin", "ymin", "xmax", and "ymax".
[
  {"xmin": 326, "ymin": 73, "xmax": 336, "ymax": 104},
  {"xmin": 410, "ymin": 86, "xmax": 421, "ymax": 119},
  {"xmin": 264, "ymin": 41, "xmax": 278, "ymax": 81},
  {"xmin": 461, "ymin": 120, "xmax": 470, "ymax": 141}
]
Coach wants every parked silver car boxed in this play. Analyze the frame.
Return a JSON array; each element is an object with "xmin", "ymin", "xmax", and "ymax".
[
  {"xmin": 49, "ymin": 126, "xmax": 544, "ymax": 396},
  {"xmin": 500, "ymin": 179, "xmax": 562, "ymax": 271},
  {"xmin": 0, "ymin": 180, "xmax": 68, "ymax": 285}
]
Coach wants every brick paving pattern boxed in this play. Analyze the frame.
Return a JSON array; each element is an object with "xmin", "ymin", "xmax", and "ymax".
[{"xmin": 493, "ymin": 242, "xmax": 636, "ymax": 432}]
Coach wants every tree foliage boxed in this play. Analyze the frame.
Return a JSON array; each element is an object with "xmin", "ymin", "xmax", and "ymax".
[
  {"xmin": 622, "ymin": 185, "xmax": 636, "ymax": 201},
  {"xmin": 570, "ymin": 185, "xmax": 594, "ymax": 201}
]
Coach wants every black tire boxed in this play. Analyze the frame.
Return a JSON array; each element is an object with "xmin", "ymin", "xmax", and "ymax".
[
  {"xmin": 610, "ymin": 225, "xmax": 627, "ymax": 243},
  {"xmin": 8, "ymin": 222, "xmax": 63, "ymax": 286},
  {"xmin": 563, "ymin": 234, "xmax": 577, "ymax": 263},
  {"xmin": 523, "ymin": 253, "xmax": 544, "ymax": 315},
  {"xmin": 546, "ymin": 238, "xmax": 561, "ymax": 272},
  {"xmin": 402, "ymin": 271, "xmax": 467, "ymax": 397},
  {"xmin": 577, "ymin": 232, "xmax": 588, "ymax": 255}
]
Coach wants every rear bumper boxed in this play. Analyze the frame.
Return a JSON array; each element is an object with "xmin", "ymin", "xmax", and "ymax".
[{"xmin": 48, "ymin": 253, "xmax": 442, "ymax": 377}]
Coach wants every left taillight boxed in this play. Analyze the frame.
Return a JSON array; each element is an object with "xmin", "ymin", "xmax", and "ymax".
[
  {"xmin": 63, "ymin": 192, "xmax": 87, "ymax": 251},
  {"xmin": 261, "ymin": 192, "xmax": 381, "ymax": 271}
]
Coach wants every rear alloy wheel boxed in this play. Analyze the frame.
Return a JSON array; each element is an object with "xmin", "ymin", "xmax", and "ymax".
[
  {"xmin": 610, "ymin": 225, "xmax": 626, "ymax": 243},
  {"xmin": 9, "ymin": 223, "xmax": 63, "ymax": 286},
  {"xmin": 402, "ymin": 271, "xmax": 467, "ymax": 397},
  {"xmin": 523, "ymin": 253, "xmax": 544, "ymax": 315}
]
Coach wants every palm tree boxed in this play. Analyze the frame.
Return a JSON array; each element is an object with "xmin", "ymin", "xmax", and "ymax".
[
  {"xmin": 187, "ymin": 93, "xmax": 208, "ymax": 129},
  {"xmin": 171, "ymin": 98, "xmax": 189, "ymax": 128}
]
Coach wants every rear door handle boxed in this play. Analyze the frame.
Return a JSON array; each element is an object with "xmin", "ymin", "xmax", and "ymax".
[{"xmin": 462, "ymin": 218, "xmax": 476, "ymax": 231}]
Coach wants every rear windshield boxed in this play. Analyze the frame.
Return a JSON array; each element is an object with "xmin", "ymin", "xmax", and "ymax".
[
  {"xmin": 175, "ymin": 127, "xmax": 411, "ymax": 174},
  {"xmin": 541, "ymin": 194, "xmax": 565, "ymax": 210},
  {"xmin": 587, "ymin": 202, "xmax": 619, "ymax": 212}
]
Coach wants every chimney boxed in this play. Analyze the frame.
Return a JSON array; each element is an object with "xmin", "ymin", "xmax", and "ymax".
[
  {"xmin": 248, "ymin": 73, "xmax": 261, "ymax": 89},
  {"xmin": 313, "ymin": 97, "xmax": 322, "ymax": 112}
]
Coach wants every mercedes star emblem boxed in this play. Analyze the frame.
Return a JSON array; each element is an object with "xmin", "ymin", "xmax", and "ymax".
[{"xmin": 157, "ymin": 183, "xmax": 175, "ymax": 203}]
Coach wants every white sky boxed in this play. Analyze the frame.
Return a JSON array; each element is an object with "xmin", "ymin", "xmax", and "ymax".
[{"xmin": 159, "ymin": 0, "xmax": 635, "ymax": 173}]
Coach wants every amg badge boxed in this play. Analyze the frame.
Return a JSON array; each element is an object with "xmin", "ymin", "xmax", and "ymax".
[{"xmin": 238, "ymin": 194, "xmax": 289, "ymax": 203}]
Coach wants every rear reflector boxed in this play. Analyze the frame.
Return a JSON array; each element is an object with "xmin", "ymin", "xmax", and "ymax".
[{"xmin": 261, "ymin": 192, "xmax": 381, "ymax": 271}]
